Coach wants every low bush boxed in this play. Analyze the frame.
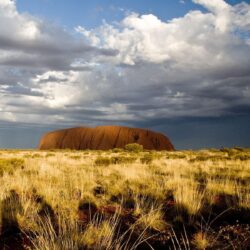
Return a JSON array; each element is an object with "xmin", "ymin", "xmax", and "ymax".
[{"xmin": 124, "ymin": 143, "xmax": 143, "ymax": 153}]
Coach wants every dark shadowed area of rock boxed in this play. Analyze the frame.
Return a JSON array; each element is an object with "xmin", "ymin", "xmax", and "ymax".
[{"xmin": 38, "ymin": 126, "xmax": 174, "ymax": 151}]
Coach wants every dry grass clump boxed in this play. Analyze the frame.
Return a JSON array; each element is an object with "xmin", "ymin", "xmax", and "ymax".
[
  {"xmin": 140, "ymin": 153, "xmax": 154, "ymax": 164},
  {"xmin": 95, "ymin": 156, "xmax": 112, "ymax": 166},
  {"xmin": 0, "ymin": 148, "xmax": 249, "ymax": 249},
  {"xmin": 95, "ymin": 155, "xmax": 138, "ymax": 167},
  {"xmin": 0, "ymin": 158, "xmax": 24, "ymax": 176},
  {"xmin": 137, "ymin": 208, "xmax": 167, "ymax": 232},
  {"xmin": 192, "ymin": 231, "xmax": 212, "ymax": 250}
]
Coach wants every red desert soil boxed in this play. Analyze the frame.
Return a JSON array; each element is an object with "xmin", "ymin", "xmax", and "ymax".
[{"xmin": 38, "ymin": 125, "xmax": 174, "ymax": 151}]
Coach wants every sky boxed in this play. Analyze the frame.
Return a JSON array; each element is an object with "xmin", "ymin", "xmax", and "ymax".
[{"xmin": 0, "ymin": 0, "xmax": 250, "ymax": 149}]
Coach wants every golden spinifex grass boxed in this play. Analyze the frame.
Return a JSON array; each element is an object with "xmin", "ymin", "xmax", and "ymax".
[{"xmin": 0, "ymin": 148, "xmax": 249, "ymax": 249}]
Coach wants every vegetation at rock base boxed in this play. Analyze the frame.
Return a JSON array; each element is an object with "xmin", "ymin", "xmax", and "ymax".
[
  {"xmin": 0, "ymin": 148, "xmax": 249, "ymax": 249},
  {"xmin": 124, "ymin": 143, "xmax": 143, "ymax": 153}
]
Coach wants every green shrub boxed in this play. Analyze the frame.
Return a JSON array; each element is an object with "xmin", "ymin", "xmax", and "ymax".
[
  {"xmin": 124, "ymin": 143, "xmax": 143, "ymax": 153},
  {"xmin": 94, "ymin": 157, "xmax": 111, "ymax": 166}
]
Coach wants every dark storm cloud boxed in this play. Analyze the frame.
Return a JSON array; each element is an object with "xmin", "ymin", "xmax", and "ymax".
[{"xmin": 225, "ymin": 104, "xmax": 250, "ymax": 115}]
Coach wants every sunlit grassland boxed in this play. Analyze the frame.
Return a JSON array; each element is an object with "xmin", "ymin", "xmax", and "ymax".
[{"xmin": 0, "ymin": 148, "xmax": 250, "ymax": 249}]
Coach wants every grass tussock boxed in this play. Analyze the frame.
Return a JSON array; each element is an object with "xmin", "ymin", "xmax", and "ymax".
[
  {"xmin": 0, "ymin": 158, "xmax": 24, "ymax": 176},
  {"xmin": 0, "ymin": 148, "xmax": 249, "ymax": 249}
]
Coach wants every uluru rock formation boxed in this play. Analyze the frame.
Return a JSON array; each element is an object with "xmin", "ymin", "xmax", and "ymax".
[{"xmin": 38, "ymin": 126, "xmax": 174, "ymax": 151}]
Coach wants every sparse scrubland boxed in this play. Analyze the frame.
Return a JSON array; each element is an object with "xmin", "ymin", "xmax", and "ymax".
[{"xmin": 0, "ymin": 147, "xmax": 250, "ymax": 249}]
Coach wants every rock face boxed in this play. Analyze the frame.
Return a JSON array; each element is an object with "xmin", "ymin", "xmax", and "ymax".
[{"xmin": 38, "ymin": 126, "xmax": 174, "ymax": 151}]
